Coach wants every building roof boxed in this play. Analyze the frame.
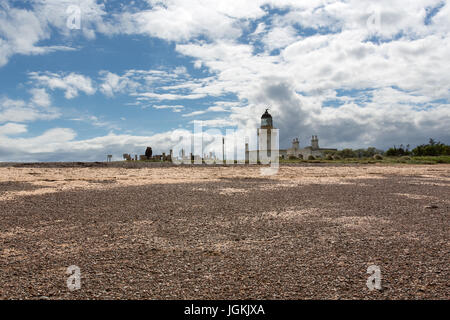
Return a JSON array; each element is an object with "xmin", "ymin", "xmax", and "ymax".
[{"xmin": 261, "ymin": 109, "xmax": 272, "ymax": 119}]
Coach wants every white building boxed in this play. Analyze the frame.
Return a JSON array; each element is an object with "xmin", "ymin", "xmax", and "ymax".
[
  {"xmin": 284, "ymin": 135, "xmax": 337, "ymax": 159},
  {"xmin": 246, "ymin": 109, "xmax": 337, "ymax": 161},
  {"xmin": 245, "ymin": 109, "xmax": 279, "ymax": 163}
]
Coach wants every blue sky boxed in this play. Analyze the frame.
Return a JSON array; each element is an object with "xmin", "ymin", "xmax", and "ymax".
[{"xmin": 0, "ymin": 0, "xmax": 449, "ymax": 161}]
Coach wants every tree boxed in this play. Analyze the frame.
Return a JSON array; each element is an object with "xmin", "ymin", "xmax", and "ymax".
[
  {"xmin": 145, "ymin": 147, "xmax": 153, "ymax": 159},
  {"xmin": 412, "ymin": 139, "xmax": 450, "ymax": 156},
  {"xmin": 385, "ymin": 139, "xmax": 450, "ymax": 157},
  {"xmin": 337, "ymin": 148, "xmax": 357, "ymax": 158},
  {"xmin": 385, "ymin": 144, "xmax": 411, "ymax": 157}
]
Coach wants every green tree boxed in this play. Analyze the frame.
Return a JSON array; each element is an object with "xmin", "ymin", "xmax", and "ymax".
[
  {"xmin": 412, "ymin": 139, "xmax": 450, "ymax": 156},
  {"xmin": 337, "ymin": 148, "xmax": 357, "ymax": 158},
  {"xmin": 385, "ymin": 144, "xmax": 411, "ymax": 157}
]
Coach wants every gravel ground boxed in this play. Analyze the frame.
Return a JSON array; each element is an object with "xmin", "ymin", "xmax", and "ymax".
[{"xmin": 0, "ymin": 163, "xmax": 448, "ymax": 300}]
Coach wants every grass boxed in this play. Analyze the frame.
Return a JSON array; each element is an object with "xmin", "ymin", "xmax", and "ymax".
[
  {"xmin": 279, "ymin": 155, "xmax": 450, "ymax": 165},
  {"xmin": 123, "ymin": 156, "xmax": 450, "ymax": 165}
]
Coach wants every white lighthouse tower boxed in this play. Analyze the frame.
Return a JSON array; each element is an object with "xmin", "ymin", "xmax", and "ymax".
[{"xmin": 257, "ymin": 109, "xmax": 278, "ymax": 161}]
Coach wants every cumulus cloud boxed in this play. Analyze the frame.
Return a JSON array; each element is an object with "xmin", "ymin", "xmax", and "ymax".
[
  {"xmin": 0, "ymin": 129, "xmax": 195, "ymax": 162},
  {"xmin": 152, "ymin": 105, "xmax": 184, "ymax": 112},
  {"xmin": 169, "ymin": 1, "xmax": 450, "ymax": 149},
  {"xmin": 0, "ymin": 2, "xmax": 49, "ymax": 67},
  {"xmin": 1, "ymin": 0, "xmax": 449, "ymax": 160},
  {"xmin": 98, "ymin": 68, "xmax": 202, "ymax": 101},
  {"xmin": 99, "ymin": 71, "xmax": 140, "ymax": 97},
  {"xmin": 69, "ymin": 114, "xmax": 120, "ymax": 130},
  {"xmin": 182, "ymin": 110, "xmax": 207, "ymax": 117},
  {"xmin": 182, "ymin": 102, "xmax": 236, "ymax": 117},
  {"xmin": 0, "ymin": 0, "xmax": 105, "ymax": 67},
  {"xmin": 189, "ymin": 118, "xmax": 235, "ymax": 127},
  {"xmin": 29, "ymin": 88, "xmax": 51, "ymax": 107},
  {"xmin": 0, "ymin": 127, "xmax": 77, "ymax": 160},
  {"xmin": 0, "ymin": 96, "xmax": 60, "ymax": 123},
  {"xmin": 0, "ymin": 122, "xmax": 27, "ymax": 136},
  {"xmin": 136, "ymin": 92, "xmax": 206, "ymax": 101},
  {"xmin": 29, "ymin": 72, "xmax": 96, "ymax": 99},
  {"xmin": 0, "ymin": 125, "xmax": 256, "ymax": 162},
  {"xmin": 115, "ymin": 0, "xmax": 266, "ymax": 42},
  {"xmin": 261, "ymin": 26, "xmax": 298, "ymax": 51},
  {"xmin": 32, "ymin": 0, "xmax": 107, "ymax": 39}
]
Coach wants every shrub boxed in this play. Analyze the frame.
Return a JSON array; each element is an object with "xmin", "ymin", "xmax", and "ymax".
[
  {"xmin": 385, "ymin": 144, "xmax": 411, "ymax": 157},
  {"xmin": 288, "ymin": 155, "xmax": 297, "ymax": 160},
  {"xmin": 332, "ymin": 147, "xmax": 384, "ymax": 159},
  {"xmin": 308, "ymin": 155, "xmax": 315, "ymax": 160},
  {"xmin": 412, "ymin": 138, "xmax": 450, "ymax": 156},
  {"xmin": 326, "ymin": 155, "xmax": 334, "ymax": 160},
  {"xmin": 145, "ymin": 147, "xmax": 153, "ymax": 158},
  {"xmin": 364, "ymin": 147, "xmax": 382, "ymax": 158},
  {"xmin": 385, "ymin": 139, "xmax": 450, "ymax": 157},
  {"xmin": 373, "ymin": 154, "xmax": 383, "ymax": 160},
  {"xmin": 337, "ymin": 148, "xmax": 357, "ymax": 158},
  {"xmin": 333, "ymin": 155, "xmax": 342, "ymax": 160}
]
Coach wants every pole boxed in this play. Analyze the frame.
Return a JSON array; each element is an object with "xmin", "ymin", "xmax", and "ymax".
[{"xmin": 222, "ymin": 137, "xmax": 225, "ymax": 163}]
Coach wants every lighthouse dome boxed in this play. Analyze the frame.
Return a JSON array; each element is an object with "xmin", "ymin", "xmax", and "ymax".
[{"xmin": 261, "ymin": 109, "xmax": 273, "ymax": 128}]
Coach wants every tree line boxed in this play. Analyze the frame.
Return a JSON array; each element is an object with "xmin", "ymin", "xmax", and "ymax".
[
  {"xmin": 385, "ymin": 139, "xmax": 450, "ymax": 157},
  {"xmin": 327, "ymin": 139, "xmax": 449, "ymax": 158}
]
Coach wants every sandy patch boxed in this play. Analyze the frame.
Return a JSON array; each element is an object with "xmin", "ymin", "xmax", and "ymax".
[
  {"xmin": 395, "ymin": 193, "xmax": 450, "ymax": 204},
  {"xmin": 258, "ymin": 208, "xmax": 390, "ymax": 232},
  {"xmin": 1, "ymin": 164, "xmax": 449, "ymax": 201},
  {"xmin": 219, "ymin": 188, "xmax": 248, "ymax": 195},
  {"xmin": 262, "ymin": 208, "xmax": 322, "ymax": 219},
  {"xmin": 1, "ymin": 248, "xmax": 25, "ymax": 260},
  {"xmin": 332, "ymin": 215, "xmax": 390, "ymax": 230}
]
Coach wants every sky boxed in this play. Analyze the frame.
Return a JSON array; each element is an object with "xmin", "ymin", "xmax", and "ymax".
[{"xmin": 0, "ymin": 0, "xmax": 449, "ymax": 161}]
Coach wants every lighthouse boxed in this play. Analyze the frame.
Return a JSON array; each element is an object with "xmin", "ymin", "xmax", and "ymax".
[{"xmin": 257, "ymin": 109, "xmax": 277, "ymax": 160}]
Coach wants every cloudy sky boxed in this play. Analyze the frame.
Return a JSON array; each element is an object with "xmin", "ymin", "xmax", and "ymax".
[{"xmin": 0, "ymin": 0, "xmax": 449, "ymax": 161}]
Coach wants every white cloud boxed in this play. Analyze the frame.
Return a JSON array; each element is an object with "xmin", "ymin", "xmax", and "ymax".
[
  {"xmin": 0, "ymin": 0, "xmax": 105, "ymax": 67},
  {"xmin": 136, "ymin": 92, "xmax": 206, "ymax": 101},
  {"xmin": 116, "ymin": 0, "xmax": 266, "ymax": 42},
  {"xmin": 0, "ymin": 126, "xmax": 250, "ymax": 161},
  {"xmin": 261, "ymin": 26, "xmax": 298, "ymax": 51},
  {"xmin": 98, "ymin": 68, "xmax": 202, "ymax": 101},
  {"xmin": 0, "ymin": 2, "xmax": 50, "ymax": 67},
  {"xmin": 0, "ymin": 96, "xmax": 60, "ymax": 123},
  {"xmin": 32, "ymin": 0, "xmax": 107, "ymax": 39},
  {"xmin": 0, "ymin": 128, "xmax": 181, "ymax": 161},
  {"xmin": 167, "ymin": 1, "xmax": 450, "ymax": 149},
  {"xmin": 182, "ymin": 102, "xmax": 235, "ymax": 117},
  {"xmin": 99, "ymin": 71, "xmax": 140, "ymax": 97},
  {"xmin": 189, "ymin": 118, "xmax": 235, "ymax": 127},
  {"xmin": 0, "ymin": 122, "xmax": 27, "ymax": 136},
  {"xmin": 29, "ymin": 88, "xmax": 51, "ymax": 107},
  {"xmin": 0, "ymin": 127, "xmax": 77, "ymax": 159},
  {"xmin": 152, "ymin": 105, "xmax": 185, "ymax": 112},
  {"xmin": 69, "ymin": 114, "xmax": 120, "ymax": 130},
  {"xmin": 29, "ymin": 72, "xmax": 96, "ymax": 99},
  {"xmin": 182, "ymin": 110, "xmax": 207, "ymax": 117},
  {"xmin": 1, "ymin": 0, "xmax": 449, "ymax": 158}
]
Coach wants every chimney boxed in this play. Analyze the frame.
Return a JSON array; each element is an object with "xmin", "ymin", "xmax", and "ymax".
[{"xmin": 311, "ymin": 135, "xmax": 319, "ymax": 150}]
